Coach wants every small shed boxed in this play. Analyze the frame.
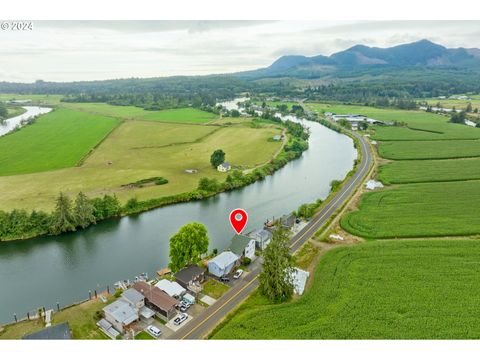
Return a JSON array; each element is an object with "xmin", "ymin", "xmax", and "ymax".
[
  {"xmin": 208, "ymin": 251, "xmax": 239, "ymax": 277},
  {"xmin": 365, "ymin": 180, "xmax": 384, "ymax": 190},
  {"xmin": 290, "ymin": 267, "xmax": 310, "ymax": 295}
]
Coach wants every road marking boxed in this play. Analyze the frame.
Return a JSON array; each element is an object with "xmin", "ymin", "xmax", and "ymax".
[{"xmin": 179, "ymin": 136, "xmax": 371, "ymax": 340}]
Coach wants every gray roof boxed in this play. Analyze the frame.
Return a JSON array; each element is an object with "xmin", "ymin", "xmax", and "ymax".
[
  {"xmin": 221, "ymin": 162, "xmax": 231, "ymax": 167},
  {"xmin": 103, "ymin": 299, "xmax": 138, "ymax": 325},
  {"xmin": 23, "ymin": 322, "xmax": 71, "ymax": 340},
  {"xmin": 250, "ymin": 229, "xmax": 272, "ymax": 241},
  {"xmin": 121, "ymin": 288, "xmax": 144, "ymax": 304},
  {"xmin": 209, "ymin": 251, "xmax": 239, "ymax": 268},
  {"xmin": 174, "ymin": 265, "xmax": 206, "ymax": 284}
]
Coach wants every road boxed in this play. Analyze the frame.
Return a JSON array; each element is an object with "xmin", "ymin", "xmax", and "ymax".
[{"xmin": 169, "ymin": 128, "xmax": 373, "ymax": 340}]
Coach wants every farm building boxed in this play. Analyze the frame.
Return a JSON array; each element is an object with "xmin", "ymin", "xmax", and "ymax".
[
  {"xmin": 174, "ymin": 264, "xmax": 206, "ymax": 291},
  {"xmin": 155, "ymin": 279, "xmax": 186, "ymax": 298},
  {"xmin": 290, "ymin": 267, "xmax": 310, "ymax": 295},
  {"xmin": 272, "ymin": 134, "xmax": 282, "ymax": 141},
  {"xmin": 217, "ymin": 162, "xmax": 231, "ymax": 172},
  {"xmin": 365, "ymin": 180, "xmax": 384, "ymax": 190},
  {"xmin": 229, "ymin": 234, "xmax": 256, "ymax": 260},
  {"xmin": 23, "ymin": 322, "xmax": 71, "ymax": 340},
  {"xmin": 208, "ymin": 251, "xmax": 239, "ymax": 277},
  {"xmin": 249, "ymin": 228, "xmax": 273, "ymax": 250},
  {"xmin": 133, "ymin": 281, "xmax": 179, "ymax": 321},
  {"xmin": 103, "ymin": 299, "xmax": 139, "ymax": 334}
]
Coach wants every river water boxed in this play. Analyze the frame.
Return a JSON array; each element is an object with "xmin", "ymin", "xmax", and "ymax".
[
  {"xmin": 0, "ymin": 106, "xmax": 52, "ymax": 137},
  {"xmin": 0, "ymin": 108, "xmax": 356, "ymax": 324}
]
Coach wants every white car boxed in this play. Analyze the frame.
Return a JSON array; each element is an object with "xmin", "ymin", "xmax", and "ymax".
[
  {"xmin": 146, "ymin": 325, "xmax": 162, "ymax": 338},
  {"xmin": 173, "ymin": 313, "xmax": 188, "ymax": 326},
  {"xmin": 233, "ymin": 269, "xmax": 244, "ymax": 279}
]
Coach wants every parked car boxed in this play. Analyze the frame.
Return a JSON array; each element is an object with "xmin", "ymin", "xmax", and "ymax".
[
  {"xmin": 219, "ymin": 275, "xmax": 230, "ymax": 282},
  {"xmin": 233, "ymin": 269, "xmax": 244, "ymax": 279},
  {"xmin": 146, "ymin": 325, "xmax": 162, "ymax": 338},
  {"xmin": 173, "ymin": 313, "xmax": 188, "ymax": 326}
]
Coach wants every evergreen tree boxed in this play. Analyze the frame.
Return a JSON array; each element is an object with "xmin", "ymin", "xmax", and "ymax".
[
  {"xmin": 50, "ymin": 192, "xmax": 76, "ymax": 235},
  {"xmin": 259, "ymin": 227, "xmax": 295, "ymax": 303},
  {"xmin": 210, "ymin": 149, "xmax": 226, "ymax": 168},
  {"xmin": 74, "ymin": 192, "xmax": 96, "ymax": 229}
]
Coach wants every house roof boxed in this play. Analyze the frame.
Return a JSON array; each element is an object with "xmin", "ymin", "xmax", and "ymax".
[
  {"xmin": 209, "ymin": 251, "xmax": 239, "ymax": 268},
  {"xmin": 121, "ymin": 288, "xmax": 144, "ymax": 304},
  {"xmin": 220, "ymin": 162, "xmax": 231, "ymax": 167},
  {"xmin": 133, "ymin": 282, "xmax": 179, "ymax": 311},
  {"xmin": 103, "ymin": 299, "xmax": 138, "ymax": 326},
  {"xmin": 290, "ymin": 267, "xmax": 310, "ymax": 295},
  {"xmin": 23, "ymin": 322, "xmax": 71, "ymax": 340},
  {"xmin": 249, "ymin": 229, "xmax": 272, "ymax": 241},
  {"xmin": 281, "ymin": 213, "xmax": 296, "ymax": 227},
  {"xmin": 155, "ymin": 279, "xmax": 186, "ymax": 297},
  {"xmin": 229, "ymin": 234, "xmax": 252, "ymax": 256},
  {"xmin": 174, "ymin": 265, "xmax": 206, "ymax": 284}
]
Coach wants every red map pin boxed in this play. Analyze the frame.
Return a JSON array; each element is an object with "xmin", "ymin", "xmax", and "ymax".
[{"xmin": 229, "ymin": 208, "xmax": 248, "ymax": 234}]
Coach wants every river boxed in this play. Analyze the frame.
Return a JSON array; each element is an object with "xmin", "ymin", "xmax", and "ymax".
[
  {"xmin": 0, "ymin": 106, "xmax": 52, "ymax": 137},
  {"xmin": 0, "ymin": 108, "xmax": 356, "ymax": 324}
]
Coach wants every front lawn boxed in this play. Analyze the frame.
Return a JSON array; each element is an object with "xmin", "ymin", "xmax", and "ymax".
[{"xmin": 202, "ymin": 278, "xmax": 230, "ymax": 299}]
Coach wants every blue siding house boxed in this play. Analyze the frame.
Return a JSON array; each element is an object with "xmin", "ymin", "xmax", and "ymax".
[{"xmin": 208, "ymin": 251, "xmax": 239, "ymax": 277}]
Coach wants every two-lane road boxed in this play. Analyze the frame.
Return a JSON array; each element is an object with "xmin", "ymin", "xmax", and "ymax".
[{"xmin": 170, "ymin": 128, "xmax": 373, "ymax": 340}]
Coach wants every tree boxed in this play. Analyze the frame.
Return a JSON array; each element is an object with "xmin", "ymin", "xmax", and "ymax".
[
  {"xmin": 259, "ymin": 227, "xmax": 295, "ymax": 303},
  {"xmin": 210, "ymin": 149, "xmax": 225, "ymax": 168},
  {"xmin": 168, "ymin": 222, "xmax": 209, "ymax": 272},
  {"xmin": 0, "ymin": 102, "xmax": 8, "ymax": 119},
  {"xmin": 466, "ymin": 102, "xmax": 473, "ymax": 113},
  {"xmin": 450, "ymin": 111, "xmax": 466, "ymax": 124},
  {"xmin": 50, "ymin": 192, "xmax": 76, "ymax": 235},
  {"xmin": 74, "ymin": 192, "xmax": 96, "ymax": 229},
  {"xmin": 198, "ymin": 177, "xmax": 220, "ymax": 192}
]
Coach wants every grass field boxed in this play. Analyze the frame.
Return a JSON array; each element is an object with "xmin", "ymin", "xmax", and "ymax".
[
  {"xmin": 202, "ymin": 278, "xmax": 230, "ymax": 299},
  {"xmin": 0, "ymin": 108, "xmax": 120, "ymax": 176},
  {"xmin": 0, "ymin": 118, "xmax": 282, "ymax": 211},
  {"xmin": 63, "ymin": 103, "xmax": 218, "ymax": 123},
  {"xmin": 0, "ymin": 94, "xmax": 64, "ymax": 105},
  {"xmin": 212, "ymin": 240, "xmax": 480, "ymax": 339},
  {"xmin": 379, "ymin": 157, "xmax": 480, "ymax": 184},
  {"xmin": 419, "ymin": 97, "xmax": 480, "ymax": 112},
  {"xmin": 0, "ymin": 296, "xmax": 112, "ymax": 339},
  {"xmin": 341, "ymin": 181, "xmax": 480, "ymax": 238},
  {"xmin": 378, "ymin": 139, "xmax": 480, "ymax": 159}
]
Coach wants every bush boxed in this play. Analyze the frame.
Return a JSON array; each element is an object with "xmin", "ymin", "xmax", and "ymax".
[
  {"xmin": 114, "ymin": 288, "xmax": 123, "ymax": 298},
  {"xmin": 242, "ymin": 257, "xmax": 252, "ymax": 266}
]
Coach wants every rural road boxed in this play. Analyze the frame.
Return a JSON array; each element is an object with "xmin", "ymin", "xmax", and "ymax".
[{"xmin": 169, "ymin": 126, "xmax": 373, "ymax": 340}]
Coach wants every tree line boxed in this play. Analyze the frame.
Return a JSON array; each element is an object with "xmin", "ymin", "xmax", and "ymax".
[{"xmin": 0, "ymin": 192, "xmax": 122, "ymax": 240}]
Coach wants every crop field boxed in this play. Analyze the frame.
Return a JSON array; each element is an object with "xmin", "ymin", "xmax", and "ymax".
[
  {"xmin": 379, "ymin": 157, "xmax": 480, "ymax": 184},
  {"xmin": 0, "ymin": 108, "xmax": 120, "ymax": 176},
  {"xmin": 419, "ymin": 97, "xmax": 480, "ymax": 111},
  {"xmin": 212, "ymin": 240, "xmax": 480, "ymax": 339},
  {"xmin": 0, "ymin": 119, "xmax": 282, "ymax": 211},
  {"xmin": 341, "ymin": 181, "xmax": 480, "ymax": 238},
  {"xmin": 378, "ymin": 139, "xmax": 480, "ymax": 159},
  {"xmin": 63, "ymin": 103, "xmax": 218, "ymax": 123}
]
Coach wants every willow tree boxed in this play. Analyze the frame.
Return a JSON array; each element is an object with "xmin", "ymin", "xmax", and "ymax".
[
  {"xmin": 259, "ymin": 227, "xmax": 295, "ymax": 303},
  {"xmin": 169, "ymin": 222, "xmax": 209, "ymax": 272}
]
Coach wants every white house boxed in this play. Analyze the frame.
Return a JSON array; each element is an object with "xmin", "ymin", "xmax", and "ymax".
[
  {"xmin": 217, "ymin": 162, "xmax": 231, "ymax": 172},
  {"xmin": 103, "ymin": 299, "xmax": 139, "ymax": 334},
  {"xmin": 208, "ymin": 251, "xmax": 239, "ymax": 277},
  {"xmin": 155, "ymin": 279, "xmax": 186, "ymax": 298},
  {"xmin": 229, "ymin": 234, "xmax": 256, "ymax": 260},
  {"xmin": 249, "ymin": 229, "xmax": 273, "ymax": 250}
]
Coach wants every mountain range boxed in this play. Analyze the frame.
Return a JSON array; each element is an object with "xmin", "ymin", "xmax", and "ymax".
[{"xmin": 238, "ymin": 40, "xmax": 480, "ymax": 79}]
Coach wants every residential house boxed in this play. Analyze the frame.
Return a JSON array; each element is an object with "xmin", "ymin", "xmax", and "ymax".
[
  {"xmin": 249, "ymin": 229, "xmax": 273, "ymax": 250},
  {"xmin": 208, "ymin": 251, "xmax": 239, "ymax": 277},
  {"xmin": 217, "ymin": 162, "xmax": 231, "ymax": 172},
  {"xmin": 155, "ymin": 279, "xmax": 186, "ymax": 298},
  {"xmin": 121, "ymin": 287, "xmax": 155, "ymax": 320},
  {"xmin": 103, "ymin": 299, "xmax": 139, "ymax": 334},
  {"xmin": 174, "ymin": 265, "xmax": 206, "ymax": 292},
  {"xmin": 23, "ymin": 322, "xmax": 71, "ymax": 340},
  {"xmin": 281, "ymin": 213, "xmax": 296, "ymax": 229},
  {"xmin": 133, "ymin": 281, "xmax": 179, "ymax": 321},
  {"xmin": 229, "ymin": 234, "xmax": 256, "ymax": 260}
]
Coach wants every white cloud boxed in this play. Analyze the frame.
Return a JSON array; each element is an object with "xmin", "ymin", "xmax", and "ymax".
[{"xmin": 0, "ymin": 20, "xmax": 479, "ymax": 82}]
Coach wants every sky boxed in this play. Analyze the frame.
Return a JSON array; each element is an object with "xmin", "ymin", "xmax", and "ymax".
[{"xmin": 1, "ymin": 20, "xmax": 480, "ymax": 83}]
